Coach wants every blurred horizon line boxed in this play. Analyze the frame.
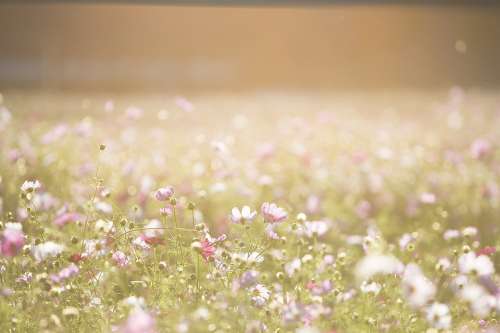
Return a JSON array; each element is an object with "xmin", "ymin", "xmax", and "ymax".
[{"xmin": 3, "ymin": 0, "xmax": 500, "ymax": 6}]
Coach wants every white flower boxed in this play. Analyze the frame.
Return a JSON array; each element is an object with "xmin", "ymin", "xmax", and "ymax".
[
  {"xmin": 284, "ymin": 258, "xmax": 302, "ymax": 277},
  {"xmin": 32, "ymin": 241, "xmax": 64, "ymax": 262},
  {"xmin": 398, "ymin": 233, "xmax": 415, "ymax": 250},
  {"xmin": 232, "ymin": 252, "xmax": 264, "ymax": 264},
  {"xmin": 21, "ymin": 180, "xmax": 41, "ymax": 193},
  {"xmin": 436, "ymin": 258, "xmax": 451, "ymax": 272},
  {"xmin": 462, "ymin": 226, "xmax": 478, "ymax": 237},
  {"xmin": 193, "ymin": 307, "xmax": 210, "ymax": 320},
  {"xmin": 354, "ymin": 254, "xmax": 404, "ymax": 282},
  {"xmin": 82, "ymin": 239, "xmax": 108, "ymax": 257},
  {"xmin": 451, "ymin": 275, "xmax": 468, "ymax": 292},
  {"xmin": 296, "ymin": 213, "xmax": 307, "ymax": 222},
  {"xmin": 425, "ymin": 303, "xmax": 452, "ymax": 329},
  {"xmin": 230, "ymin": 206, "xmax": 257, "ymax": 224},
  {"xmin": 122, "ymin": 296, "xmax": 146, "ymax": 310},
  {"xmin": 402, "ymin": 263, "xmax": 436, "ymax": 308},
  {"xmin": 360, "ymin": 281, "xmax": 381, "ymax": 295},
  {"xmin": 303, "ymin": 220, "xmax": 329, "ymax": 238},
  {"xmin": 459, "ymin": 283, "xmax": 496, "ymax": 318},
  {"xmin": 95, "ymin": 219, "xmax": 114, "ymax": 233},
  {"xmin": 5, "ymin": 222, "xmax": 22, "ymax": 231},
  {"xmin": 458, "ymin": 252, "xmax": 495, "ymax": 276},
  {"xmin": 95, "ymin": 201, "xmax": 113, "ymax": 214},
  {"xmin": 0, "ymin": 106, "xmax": 12, "ymax": 131},
  {"xmin": 443, "ymin": 229, "xmax": 460, "ymax": 241},
  {"xmin": 143, "ymin": 219, "xmax": 164, "ymax": 239},
  {"xmin": 250, "ymin": 284, "xmax": 271, "ymax": 307}
]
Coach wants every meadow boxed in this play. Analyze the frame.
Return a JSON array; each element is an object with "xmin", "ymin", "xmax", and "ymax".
[{"xmin": 0, "ymin": 89, "xmax": 499, "ymax": 332}]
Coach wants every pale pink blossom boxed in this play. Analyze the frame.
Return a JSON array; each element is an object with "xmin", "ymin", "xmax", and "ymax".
[
  {"xmin": 470, "ymin": 138, "xmax": 491, "ymax": 159},
  {"xmin": 154, "ymin": 186, "xmax": 174, "ymax": 201},
  {"xmin": 51, "ymin": 263, "xmax": 79, "ymax": 283},
  {"xmin": 112, "ymin": 251, "xmax": 130, "ymax": 268},
  {"xmin": 119, "ymin": 309, "xmax": 157, "ymax": 333},
  {"xmin": 53, "ymin": 212, "xmax": 82, "ymax": 227},
  {"xmin": 261, "ymin": 202, "xmax": 287, "ymax": 223}
]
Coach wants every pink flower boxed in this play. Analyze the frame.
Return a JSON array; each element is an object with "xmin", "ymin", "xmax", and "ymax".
[
  {"xmin": 0, "ymin": 225, "xmax": 25, "ymax": 257},
  {"xmin": 154, "ymin": 186, "xmax": 174, "ymax": 201},
  {"xmin": 470, "ymin": 138, "xmax": 491, "ymax": 159},
  {"xmin": 112, "ymin": 251, "xmax": 130, "ymax": 267},
  {"xmin": 420, "ymin": 192, "xmax": 436, "ymax": 204},
  {"xmin": 53, "ymin": 212, "xmax": 82, "ymax": 227},
  {"xmin": 356, "ymin": 200, "xmax": 372, "ymax": 219},
  {"xmin": 119, "ymin": 309, "xmax": 157, "ymax": 333},
  {"xmin": 175, "ymin": 96, "xmax": 194, "ymax": 113},
  {"xmin": 200, "ymin": 239, "xmax": 216, "ymax": 261},
  {"xmin": 261, "ymin": 202, "xmax": 287, "ymax": 223},
  {"xmin": 50, "ymin": 263, "xmax": 79, "ymax": 283}
]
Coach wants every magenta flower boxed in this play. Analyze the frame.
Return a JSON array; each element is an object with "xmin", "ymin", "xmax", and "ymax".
[
  {"xmin": 0, "ymin": 225, "xmax": 25, "ymax": 257},
  {"xmin": 200, "ymin": 239, "xmax": 216, "ymax": 261},
  {"xmin": 154, "ymin": 186, "xmax": 174, "ymax": 201},
  {"xmin": 261, "ymin": 202, "xmax": 287, "ymax": 223}
]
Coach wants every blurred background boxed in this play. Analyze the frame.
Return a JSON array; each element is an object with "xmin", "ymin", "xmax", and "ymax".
[{"xmin": 1, "ymin": 3, "xmax": 500, "ymax": 92}]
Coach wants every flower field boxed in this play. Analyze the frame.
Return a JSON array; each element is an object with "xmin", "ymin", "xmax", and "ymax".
[{"xmin": 0, "ymin": 90, "xmax": 499, "ymax": 332}]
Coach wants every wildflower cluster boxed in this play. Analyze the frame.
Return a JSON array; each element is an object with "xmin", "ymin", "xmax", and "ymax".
[{"xmin": 0, "ymin": 90, "xmax": 499, "ymax": 332}]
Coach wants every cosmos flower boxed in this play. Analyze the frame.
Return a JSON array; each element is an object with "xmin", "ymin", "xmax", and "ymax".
[
  {"xmin": 461, "ymin": 226, "xmax": 478, "ymax": 237},
  {"xmin": 284, "ymin": 258, "xmax": 302, "ymax": 277},
  {"xmin": 112, "ymin": 251, "xmax": 130, "ymax": 268},
  {"xmin": 140, "ymin": 219, "xmax": 164, "ymax": 245},
  {"xmin": 261, "ymin": 202, "xmax": 287, "ymax": 223},
  {"xmin": 199, "ymin": 239, "xmax": 216, "ymax": 261},
  {"xmin": 355, "ymin": 200, "xmax": 372, "ymax": 219},
  {"xmin": 443, "ymin": 229, "xmax": 460, "ymax": 241},
  {"xmin": 32, "ymin": 241, "xmax": 64, "ymax": 262},
  {"xmin": 154, "ymin": 186, "xmax": 174, "ymax": 201},
  {"xmin": 360, "ymin": 281, "xmax": 381, "ymax": 295},
  {"xmin": 20, "ymin": 180, "xmax": 41, "ymax": 193},
  {"xmin": 265, "ymin": 224, "xmax": 280, "ymax": 240},
  {"xmin": 52, "ymin": 213, "xmax": 82, "ymax": 227},
  {"xmin": 419, "ymin": 192, "xmax": 436, "ymax": 204},
  {"xmin": 175, "ymin": 96, "xmax": 194, "ymax": 112},
  {"xmin": 470, "ymin": 138, "xmax": 491, "ymax": 159},
  {"xmin": 51, "ymin": 263, "xmax": 79, "ymax": 283},
  {"xmin": 119, "ymin": 309, "xmax": 157, "ymax": 333},
  {"xmin": 303, "ymin": 220, "xmax": 329, "ymax": 238},
  {"xmin": 0, "ymin": 223, "xmax": 25, "ymax": 257},
  {"xmin": 425, "ymin": 302, "xmax": 452, "ymax": 329},
  {"xmin": 238, "ymin": 270, "xmax": 260, "ymax": 288},
  {"xmin": 354, "ymin": 254, "xmax": 404, "ymax": 282},
  {"xmin": 306, "ymin": 280, "xmax": 333, "ymax": 296},
  {"xmin": 458, "ymin": 252, "xmax": 495, "ymax": 276},
  {"xmin": 402, "ymin": 263, "xmax": 436, "ymax": 308},
  {"xmin": 16, "ymin": 272, "xmax": 33, "ymax": 284},
  {"xmin": 231, "ymin": 252, "xmax": 264, "ymax": 264},
  {"xmin": 230, "ymin": 206, "xmax": 257, "ymax": 224},
  {"xmin": 459, "ymin": 283, "xmax": 496, "ymax": 318},
  {"xmin": 95, "ymin": 219, "xmax": 115, "ymax": 233},
  {"xmin": 249, "ymin": 284, "xmax": 271, "ymax": 307}
]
